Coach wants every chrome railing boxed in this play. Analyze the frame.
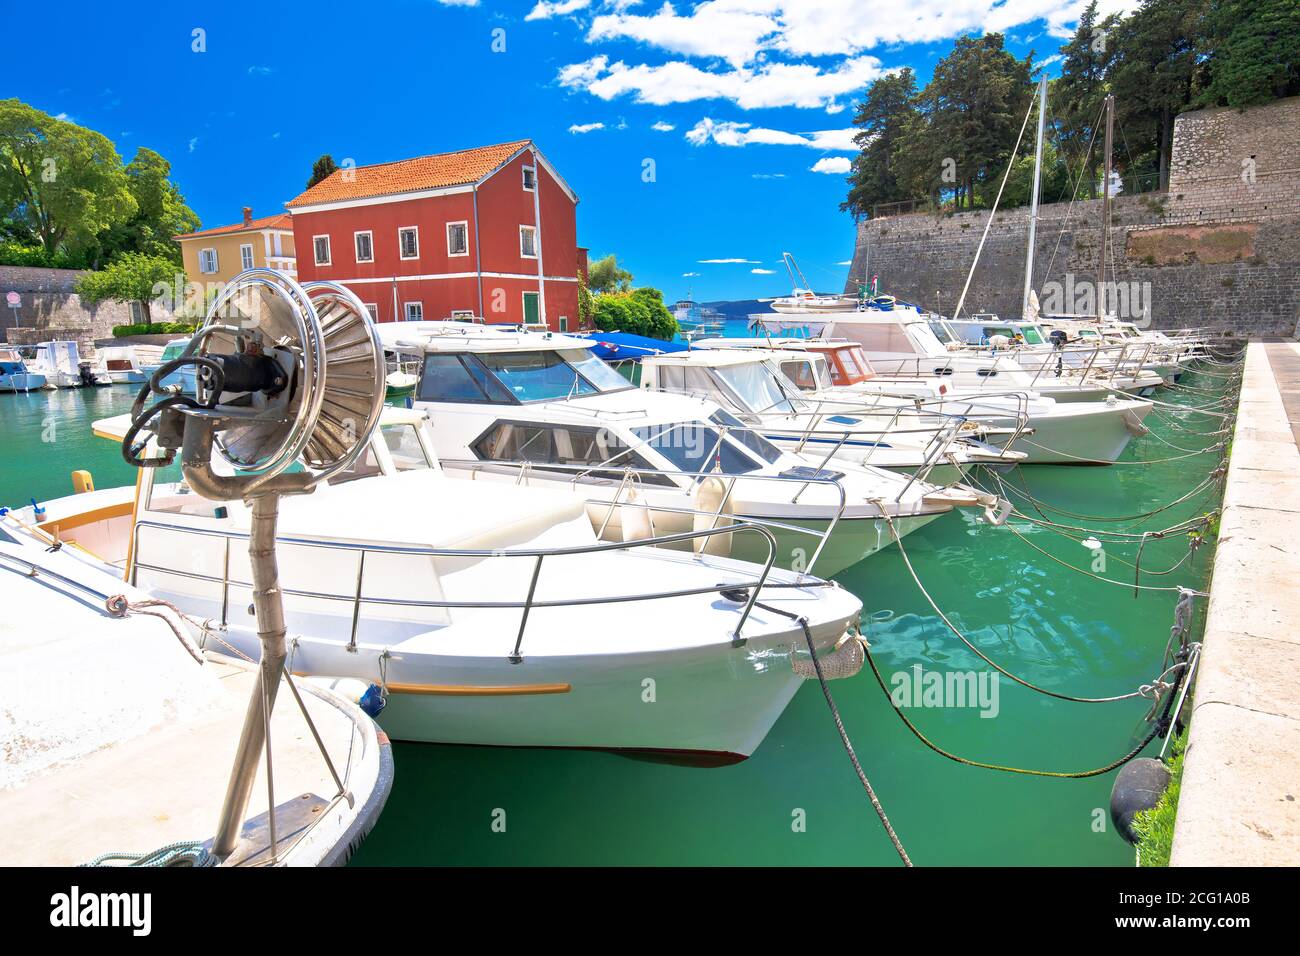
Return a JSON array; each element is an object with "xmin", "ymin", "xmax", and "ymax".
[
  {"xmin": 440, "ymin": 457, "xmax": 852, "ymax": 577},
  {"xmin": 130, "ymin": 518, "xmax": 790, "ymax": 661}
]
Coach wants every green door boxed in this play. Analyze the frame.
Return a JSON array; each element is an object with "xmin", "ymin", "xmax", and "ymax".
[{"xmin": 523, "ymin": 291, "xmax": 540, "ymax": 326}]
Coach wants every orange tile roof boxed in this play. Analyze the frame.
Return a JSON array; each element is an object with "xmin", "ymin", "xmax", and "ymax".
[
  {"xmin": 175, "ymin": 213, "xmax": 292, "ymax": 241},
  {"xmin": 285, "ymin": 139, "xmax": 533, "ymax": 209}
]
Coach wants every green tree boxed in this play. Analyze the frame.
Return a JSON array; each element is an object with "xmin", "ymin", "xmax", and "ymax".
[
  {"xmin": 75, "ymin": 253, "xmax": 183, "ymax": 324},
  {"xmin": 1196, "ymin": 0, "xmax": 1300, "ymax": 108},
  {"xmin": 307, "ymin": 154, "xmax": 339, "ymax": 189},
  {"xmin": 587, "ymin": 253, "xmax": 633, "ymax": 293},
  {"xmin": 1110, "ymin": 0, "xmax": 1207, "ymax": 191},
  {"xmin": 893, "ymin": 35, "xmax": 1034, "ymax": 211},
  {"xmin": 96, "ymin": 147, "xmax": 200, "ymax": 265},
  {"xmin": 577, "ymin": 274, "xmax": 594, "ymax": 327},
  {"xmin": 592, "ymin": 287, "xmax": 677, "ymax": 341},
  {"xmin": 1055, "ymin": 2, "xmax": 1121, "ymax": 198},
  {"xmin": 0, "ymin": 99, "xmax": 136, "ymax": 257},
  {"xmin": 841, "ymin": 68, "xmax": 918, "ymax": 218}
]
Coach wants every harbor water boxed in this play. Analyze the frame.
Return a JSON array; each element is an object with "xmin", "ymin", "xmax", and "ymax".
[{"xmin": 0, "ymin": 364, "xmax": 1225, "ymax": 866}]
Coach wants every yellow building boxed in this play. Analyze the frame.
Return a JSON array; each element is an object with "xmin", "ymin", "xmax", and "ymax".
[{"xmin": 174, "ymin": 207, "xmax": 297, "ymax": 294}]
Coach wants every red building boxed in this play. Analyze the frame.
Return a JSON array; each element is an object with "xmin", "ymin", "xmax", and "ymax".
[{"xmin": 287, "ymin": 139, "xmax": 585, "ymax": 331}]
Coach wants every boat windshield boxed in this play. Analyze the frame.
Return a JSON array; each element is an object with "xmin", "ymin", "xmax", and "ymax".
[
  {"xmin": 560, "ymin": 348, "xmax": 635, "ymax": 393},
  {"xmin": 710, "ymin": 409, "xmax": 782, "ymax": 464},
  {"xmin": 475, "ymin": 349, "xmax": 597, "ymax": 401},
  {"xmin": 714, "ymin": 361, "xmax": 802, "ymax": 414},
  {"xmin": 380, "ymin": 422, "xmax": 435, "ymax": 472},
  {"xmin": 631, "ymin": 422, "xmax": 763, "ymax": 476}
]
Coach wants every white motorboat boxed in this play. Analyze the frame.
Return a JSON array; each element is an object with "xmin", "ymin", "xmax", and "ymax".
[
  {"xmin": 139, "ymin": 337, "xmax": 198, "ymax": 393},
  {"xmin": 635, "ymin": 347, "xmax": 1024, "ymax": 480},
  {"xmin": 768, "ymin": 252, "xmax": 864, "ymax": 314},
  {"xmin": 0, "ymin": 536, "xmax": 392, "ymax": 866},
  {"xmin": 94, "ymin": 344, "xmax": 149, "ymax": 384},
  {"xmin": 2, "ymin": 406, "xmax": 868, "ymax": 763},
  {"xmin": 27, "ymin": 340, "xmax": 110, "ymax": 387},
  {"xmin": 693, "ymin": 337, "xmax": 1154, "ymax": 465},
  {"xmin": 384, "ymin": 322, "xmax": 1008, "ymax": 577},
  {"xmin": 755, "ymin": 305, "xmax": 1165, "ymax": 402},
  {"xmin": 0, "ymin": 348, "xmax": 47, "ymax": 392}
]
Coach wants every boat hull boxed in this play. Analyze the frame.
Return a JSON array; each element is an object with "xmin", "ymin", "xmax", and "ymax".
[
  {"xmin": 978, "ymin": 402, "xmax": 1153, "ymax": 465},
  {"xmin": 0, "ymin": 372, "xmax": 47, "ymax": 392}
]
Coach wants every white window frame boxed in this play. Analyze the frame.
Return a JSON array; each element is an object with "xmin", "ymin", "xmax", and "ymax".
[
  {"xmin": 446, "ymin": 220, "xmax": 469, "ymax": 258},
  {"xmin": 354, "ymin": 230, "xmax": 374, "ymax": 264},
  {"xmin": 451, "ymin": 309, "xmax": 476, "ymax": 321},
  {"xmin": 313, "ymin": 234, "xmax": 331, "ymax": 266},
  {"xmin": 129, "ymin": 301, "xmax": 146, "ymax": 323},
  {"xmin": 239, "ymin": 243, "xmax": 254, "ymax": 271},
  {"xmin": 522, "ymin": 165, "xmax": 537, "ymax": 191},
  {"xmin": 398, "ymin": 226, "xmax": 420, "ymax": 260},
  {"xmin": 519, "ymin": 225, "xmax": 538, "ymax": 260},
  {"xmin": 363, "ymin": 303, "xmax": 379, "ymax": 321},
  {"xmin": 198, "ymin": 247, "xmax": 218, "ymax": 274},
  {"xmin": 558, "ymin": 314, "xmax": 569, "ymax": 332},
  {"xmin": 404, "ymin": 301, "xmax": 424, "ymax": 322}
]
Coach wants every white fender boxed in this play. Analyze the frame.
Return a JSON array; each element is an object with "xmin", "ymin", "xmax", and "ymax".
[{"xmin": 692, "ymin": 475, "xmax": 733, "ymax": 556}]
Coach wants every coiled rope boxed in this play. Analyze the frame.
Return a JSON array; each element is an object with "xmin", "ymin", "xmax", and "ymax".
[{"xmin": 81, "ymin": 841, "xmax": 215, "ymax": 867}]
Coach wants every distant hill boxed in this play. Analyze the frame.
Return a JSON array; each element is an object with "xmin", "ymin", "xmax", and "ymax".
[{"xmin": 697, "ymin": 295, "xmax": 840, "ymax": 320}]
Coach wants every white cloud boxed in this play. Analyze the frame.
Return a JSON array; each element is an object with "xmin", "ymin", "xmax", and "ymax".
[
  {"xmin": 651, "ymin": 120, "xmax": 676, "ymax": 132},
  {"xmin": 247, "ymin": 65, "xmax": 274, "ymax": 75},
  {"xmin": 568, "ymin": 121, "xmax": 606, "ymax": 133},
  {"xmin": 686, "ymin": 118, "xmax": 857, "ymax": 151},
  {"xmin": 435, "ymin": 0, "xmax": 480, "ymax": 6},
  {"xmin": 582, "ymin": 1, "xmax": 1135, "ymax": 63},
  {"xmin": 1034, "ymin": 53, "xmax": 1065, "ymax": 69},
  {"xmin": 188, "ymin": 136, "xmax": 199, "ymax": 152},
  {"xmin": 810, "ymin": 156, "xmax": 851, "ymax": 174},
  {"xmin": 555, "ymin": 1, "xmax": 1141, "ymax": 111},
  {"xmin": 53, "ymin": 112, "xmax": 74, "ymax": 122},
  {"xmin": 526, "ymin": 0, "xmax": 592, "ymax": 21},
  {"xmin": 836, "ymin": 260, "xmax": 852, "ymax": 265},
  {"xmin": 682, "ymin": 271, "xmax": 701, "ymax": 277},
  {"xmin": 699, "ymin": 258, "xmax": 760, "ymax": 264},
  {"xmin": 751, "ymin": 268, "xmax": 776, "ymax": 274},
  {"xmin": 559, "ymin": 53, "xmax": 886, "ymax": 110},
  {"xmin": 752, "ymin": 172, "xmax": 787, "ymax": 179}
]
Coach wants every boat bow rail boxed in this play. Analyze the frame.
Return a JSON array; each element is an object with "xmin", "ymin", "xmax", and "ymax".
[{"xmin": 129, "ymin": 517, "xmax": 795, "ymax": 659}]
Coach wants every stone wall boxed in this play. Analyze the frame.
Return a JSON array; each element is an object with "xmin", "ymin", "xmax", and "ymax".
[
  {"xmin": 846, "ymin": 96, "xmax": 1300, "ymax": 337},
  {"xmin": 0, "ymin": 265, "xmax": 176, "ymax": 356}
]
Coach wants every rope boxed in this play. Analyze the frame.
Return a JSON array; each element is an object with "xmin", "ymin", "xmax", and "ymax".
[
  {"xmin": 737, "ymin": 592, "xmax": 911, "ymax": 866},
  {"xmin": 105, "ymin": 595, "xmax": 205, "ymax": 664},
  {"xmin": 863, "ymin": 646, "xmax": 1174, "ymax": 778},
  {"xmin": 876, "ymin": 508, "xmax": 1184, "ymax": 700},
  {"xmin": 81, "ymin": 840, "xmax": 215, "ymax": 867}
]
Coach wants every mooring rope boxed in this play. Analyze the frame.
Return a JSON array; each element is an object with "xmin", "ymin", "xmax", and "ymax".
[
  {"xmin": 732, "ymin": 590, "xmax": 911, "ymax": 866},
  {"xmin": 876, "ymin": 508, "xmax": 1185, "ymax": 699},
  {"xmin": 862, "ymin": 647, "xmax": 1179, "ymax": 779},
  {"xmin": 80, "ymin": 841, "xmax": 215, "ymax": 868}
]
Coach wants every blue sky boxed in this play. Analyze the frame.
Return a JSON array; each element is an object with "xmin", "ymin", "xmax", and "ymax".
[{"xmin": 1, "ymin": 0, "xmax": 1132, "ymax": 301}]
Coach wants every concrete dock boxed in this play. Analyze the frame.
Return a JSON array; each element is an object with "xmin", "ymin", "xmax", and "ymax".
[{"xmin": 1172, "ymin": 341, "xmax": 1300, "ymax": 866}]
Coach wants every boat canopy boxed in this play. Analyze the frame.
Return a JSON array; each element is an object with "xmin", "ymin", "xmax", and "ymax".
[{"xmin": 581, "ymin": 331, "xmax": 687, "ymax": 361}]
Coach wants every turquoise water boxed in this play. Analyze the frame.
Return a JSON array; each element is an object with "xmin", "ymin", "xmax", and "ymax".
[{"xmin": 0, "ymin": 371, "xmax": 1229, "ymax": 866}]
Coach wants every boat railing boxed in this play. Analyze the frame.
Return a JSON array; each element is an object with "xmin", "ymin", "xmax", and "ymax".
[
  {"xmin": 129, "ymin": 518, "xmax": 789, "ymax": 661},
  {"xmin": 442, "ymin": 456, "xmax": 851, "ymax": 577}
]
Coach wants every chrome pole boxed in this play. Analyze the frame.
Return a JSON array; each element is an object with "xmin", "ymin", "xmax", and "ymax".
[{"xmin": 212, "ymin": 492, "xmax": 290, "ymax": 860}]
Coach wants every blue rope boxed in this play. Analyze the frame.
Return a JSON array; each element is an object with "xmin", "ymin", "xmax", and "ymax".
[{"xmin": 80, "ymin": 841, "xmax": 216, "ymax": 868}]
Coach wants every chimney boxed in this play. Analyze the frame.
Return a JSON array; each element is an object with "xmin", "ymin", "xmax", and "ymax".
[{"xmin": 242, "ymin": 206, "xmax": 253, "ymax": 226}]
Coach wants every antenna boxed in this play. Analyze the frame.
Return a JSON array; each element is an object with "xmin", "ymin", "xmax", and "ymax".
[{"xmin": 119, "ymin": 268, "xmax": 385, "ymax": 862}]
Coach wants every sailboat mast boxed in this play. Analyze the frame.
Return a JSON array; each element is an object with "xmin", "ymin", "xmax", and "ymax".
[
  {"xmin": 1021, "ymin": 76, "xmax": 1048, "ymax": 319},
  {"xmin": 1097, "ymin": 93, "xmax": 1114, "ymax": 320}
]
